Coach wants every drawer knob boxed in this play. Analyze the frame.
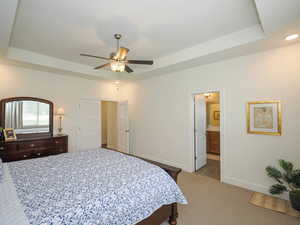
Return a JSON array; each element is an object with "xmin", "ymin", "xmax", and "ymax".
[
  {"xmin": 30, "ymin": 144, "xmax": 35, "ymax": 147},
  {"xmin": 55, "ymin": 141, "xmax": 59, "ymax": 144},
  {"xmin": 0, "ymin": 147, "xmax": 4, "ymax": 150},
  {"xmin": 37, "ymin": 153, "xmax": 41, "ymax": 156},
  {"xmin": 23, "ymin": 154, "xmax": 27, "ymax": 158}
]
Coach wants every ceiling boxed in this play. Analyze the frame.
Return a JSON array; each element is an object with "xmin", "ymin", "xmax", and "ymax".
[{"xmin": 0, "ymin": 0, "xmax": 300, "ymax": 80}]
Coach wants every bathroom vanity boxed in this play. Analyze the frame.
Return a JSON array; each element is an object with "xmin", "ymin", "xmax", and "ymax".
[{"xmin": 206, "ymin": 127, "xmax": 220, "ymax": 155}]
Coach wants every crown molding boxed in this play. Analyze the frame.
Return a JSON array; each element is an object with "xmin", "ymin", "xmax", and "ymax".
[{"xmin": 7, "ymin": 47, "xmax": 117, "ymax": 80}]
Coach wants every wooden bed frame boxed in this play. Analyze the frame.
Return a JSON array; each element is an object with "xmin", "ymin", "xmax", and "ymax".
[{"xmin": 128, "ymin": 154, "xmax": 182, "ymax": 225}]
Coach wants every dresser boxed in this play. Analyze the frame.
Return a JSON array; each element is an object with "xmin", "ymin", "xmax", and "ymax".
[
  {"xmin": 0, "ymin": 135, "xmax": 68, "ymax": 162},
  {"xmin": 206, "ymin": 131, "xmax": 220, "ymax": 154}
]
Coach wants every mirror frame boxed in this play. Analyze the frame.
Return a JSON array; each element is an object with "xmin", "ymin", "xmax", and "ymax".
[{"xmin": 0, "ymin": 97, "xmax": 53, "ymax": 139}]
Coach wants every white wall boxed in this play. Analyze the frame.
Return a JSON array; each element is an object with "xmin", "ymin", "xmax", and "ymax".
[
  {"xmin": 0, "ymin": 63, "xmax": 118, "ymax": 152},
  {"xmin": 121, "ymin": 43, "xmax": 300, "ymax": 196}
]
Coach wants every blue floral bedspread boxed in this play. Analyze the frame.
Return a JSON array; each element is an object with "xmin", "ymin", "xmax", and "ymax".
[{"xmin": 7, "ymin": 149, "xmax": 187, "ymax": 225}]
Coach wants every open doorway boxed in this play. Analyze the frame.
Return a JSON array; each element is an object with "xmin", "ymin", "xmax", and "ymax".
[
  {"xmin": 77, "ymin": 99, "xmax": 129, "ymax": 153},
  {"xmin": 194, "ymin": 92, "xmax": 221, "ymax": 180},
  {"xmin": 100, "ymin": 100, "xmax": 130, "ymax": 153},
  {"xmin": 101, "ymin": 101, "xmax": 118, "ymax": 150}
]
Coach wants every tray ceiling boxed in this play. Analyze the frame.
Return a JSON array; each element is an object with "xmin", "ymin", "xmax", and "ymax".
[
  {"xmin": 1, "ymin": 0, "xmax": 299, "ymax": 80},
  {"xmin": 11, "ymin": 0, "xmax": 259, "ymax": 65}
]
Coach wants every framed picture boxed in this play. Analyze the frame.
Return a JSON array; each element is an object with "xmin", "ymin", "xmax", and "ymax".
[
  {"xmin": 247, "ymin": 100, "xmax": 281, "ymax": 136},
  {"xmin": 3, "ymin": 128, "xmax": 17, "ymax": 141},
  {"xmin": 213, "ymin": 111, "xmax": 220, "ymax": 120}
]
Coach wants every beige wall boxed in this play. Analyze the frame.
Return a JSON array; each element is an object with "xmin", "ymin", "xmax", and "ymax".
[
  {"xmin": 101, "ymin": 101, "xmax": 118, "ymax": 149},
  {"xmin": 205, "ymin": 92, "xmax": 220, "ymax": 127},
  {"xmin": 0, "ymin": 63, "xmax": 118, "ymax": 152},
  {"xmin": 121, "ymin": 43, "xmax": 300, "ymax": 197},
  {"xmin": 207, "ymin": 103, "xmax": 220, "ymax": 127},
  {"xmin": 206, "ymin": 92, "xmax": 219, "ymax": 103}
]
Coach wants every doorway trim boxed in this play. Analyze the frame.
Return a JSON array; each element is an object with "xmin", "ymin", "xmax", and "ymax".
[
  {"xmin": 78, "ymin": 97, "xmax": 121, "ymax": 151},
  {"xmin": 190, "ymin": 88, "xmax": 225, "ymax": 182}
]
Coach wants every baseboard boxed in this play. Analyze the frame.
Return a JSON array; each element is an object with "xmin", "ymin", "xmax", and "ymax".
[{"xmin": 223, "ymin": 176, "xmax": 289, "ymax": 200}]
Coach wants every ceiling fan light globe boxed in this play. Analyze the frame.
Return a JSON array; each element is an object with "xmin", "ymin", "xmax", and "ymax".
[{"xmin": 111, "ymin": 61, "xmax": 125, "ymax": 72}]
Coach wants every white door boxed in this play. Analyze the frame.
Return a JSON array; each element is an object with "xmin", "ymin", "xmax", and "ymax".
[
  {"xmin": 194, "ymin": 95, "xmax": 207, "ymax": 170},
  {"xmin": 77, "ymin": 100, "xmax": 101, "ymax": 151},
  {"xmin": 118, "ymin": 101, "xmax": 130, "ymax": 153}
]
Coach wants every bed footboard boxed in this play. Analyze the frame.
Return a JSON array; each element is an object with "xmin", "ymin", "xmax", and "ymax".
[{"xmin": 132, "ymin": 155, "xmax": 182, "ymax": 225}]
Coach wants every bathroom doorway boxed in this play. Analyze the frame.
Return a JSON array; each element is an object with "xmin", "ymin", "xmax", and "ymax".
[{"xmin": 194, "ymin": 92, "xmax": 221, "ymax": 180}]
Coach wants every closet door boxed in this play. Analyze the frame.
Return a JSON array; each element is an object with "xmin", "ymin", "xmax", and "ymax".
[
  {"xmin": 194, "ymin": 95, "xmax": 207, "ymax": 170},
  {"xmin": 77, "ymin": 100, "xmax": 101, "ymax": 151},
  {"xmin": 118, "ymin": 101, "xmax": 129, "ymax": 154}
]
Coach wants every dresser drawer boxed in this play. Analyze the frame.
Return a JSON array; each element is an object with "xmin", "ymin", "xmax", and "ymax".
[
  {"xmin": 52, "ymin": 146, "xmax": 67, "ymax": 154},
  {"xmin": 1, "ymin": 151, "xmax": 32, "ymax": 161},
  {"xmin": 19, "ymin": 140, "xmax": 52, "ymax": 150},
  {"xmin": 0, "ymin": 143, "xmax": 18, "ymax": 152},
  {"xmin": 32, "ymin": 149, "xmax": 51, "ymax": 158},
  {"xmin": 53, "ymin": 137, "xmax": 65, "ymax": 145},
  {"xmin": 52, "ymin": 137, "xmax": 67, "ymax": 154}
]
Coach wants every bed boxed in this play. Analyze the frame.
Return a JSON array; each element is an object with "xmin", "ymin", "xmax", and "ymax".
[{"xmin": 0, "ymin": 148, "xmax": 187, "ymax": 225}]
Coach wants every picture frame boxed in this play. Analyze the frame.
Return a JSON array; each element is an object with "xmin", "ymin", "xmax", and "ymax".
[
  {"xmin": 247, "ymin": 100, "xmax": 281, "ymax": 136},
  {"xmin": 3, "ymin": 128, "xmax": 17, "ymax": 141},
  {"xmin": 213, "ymin": 111, "xmax": 220, "ymax": 120}
]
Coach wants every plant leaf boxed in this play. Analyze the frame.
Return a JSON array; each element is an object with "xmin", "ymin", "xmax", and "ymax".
[
  {"xmin": 279, "ymin": 159, "xmax": 293, "ymax": 173},
  {"xmin": 269, "ymin": 184, "xmax": 288, "ymax": 195},
  {"xmin": 266, "ymin": 166, "xmax": 283, "ymax": 183}
]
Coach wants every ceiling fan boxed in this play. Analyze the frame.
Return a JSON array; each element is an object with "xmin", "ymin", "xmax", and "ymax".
[{"xmin": 80, "ymin": 34, "xmax": 154, "ymax": 73}]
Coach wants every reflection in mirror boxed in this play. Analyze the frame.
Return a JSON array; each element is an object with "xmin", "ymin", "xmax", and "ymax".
[{"xmin": 5, "ymin": 101, "xmax": 50, "ymax": 134}]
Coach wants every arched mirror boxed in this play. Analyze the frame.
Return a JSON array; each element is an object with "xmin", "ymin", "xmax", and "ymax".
[{"xmin": 0, "ymin": 97, "xmax": 53, "ymax": 138}]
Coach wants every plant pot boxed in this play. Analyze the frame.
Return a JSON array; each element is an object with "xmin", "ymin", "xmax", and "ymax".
[{"xmin": 289, "ymin": 190, "xmax": 300, "ymax": 211}]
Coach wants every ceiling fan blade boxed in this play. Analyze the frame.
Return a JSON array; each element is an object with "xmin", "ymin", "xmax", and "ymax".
[
  {"xmin": 125, "ymin": 65, "xmax": 134, "ymax": 73},
  {"xmin": 115, "ymin": 47, "xmax": 129, "ymax": 60},
  {"xmin": 127, "ymin": 60, "xmax": 153, "ymax": 65},
  {"xmin": 94, "ymin": 63, "xmax": 110, "ymax": 70},
  {"xmin": 80, "ymin": 53, "xmax": 110, "ymax": 60}
]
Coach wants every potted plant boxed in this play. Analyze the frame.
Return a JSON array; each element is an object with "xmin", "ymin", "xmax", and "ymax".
[{"xmin": 266, "ymin": 159, "xmax": 300, "ymax": 211}]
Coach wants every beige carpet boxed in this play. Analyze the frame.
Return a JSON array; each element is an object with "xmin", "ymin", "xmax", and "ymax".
[{"xmin": 162, "ymin": 172, "xmax": 300, "ymax": 225}]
